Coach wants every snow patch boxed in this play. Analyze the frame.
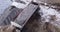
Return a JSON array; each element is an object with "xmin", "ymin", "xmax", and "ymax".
[{"xmin": 39, "ymin": 5, "xmax": 60, "ymax": 23}]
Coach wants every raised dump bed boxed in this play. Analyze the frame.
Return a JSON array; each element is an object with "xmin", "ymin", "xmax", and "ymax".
[{"xmin": 11, "ymin": 3, "xmax": 39, "ymax": 29}]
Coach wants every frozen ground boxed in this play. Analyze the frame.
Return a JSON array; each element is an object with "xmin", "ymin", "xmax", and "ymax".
[{"xmin": 0, "ymin": 0, "xmax": 12, "ymax": 16}]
